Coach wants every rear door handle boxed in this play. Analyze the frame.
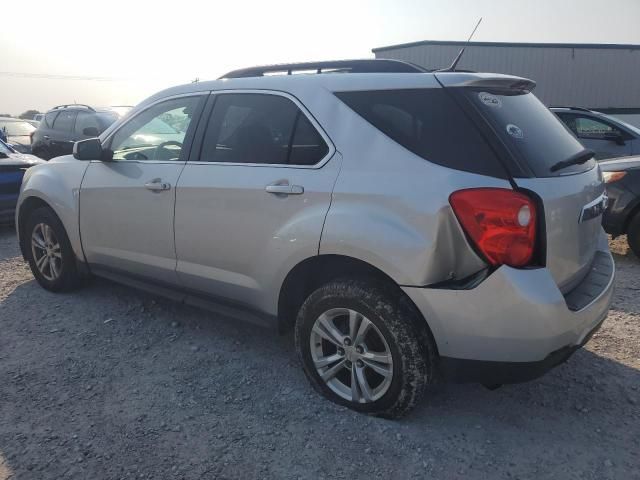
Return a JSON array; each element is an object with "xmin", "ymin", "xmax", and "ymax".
[
  {"xmin": 43, "ymin": 135, "xmax": 50, "ymax": 140},
  {"xmin": 265, "ymin": 183, "xmax": 304, "ymax": 195},
  {"xmin": 145, "ymin": 179, "xmax": 171, "ymax": 191}
]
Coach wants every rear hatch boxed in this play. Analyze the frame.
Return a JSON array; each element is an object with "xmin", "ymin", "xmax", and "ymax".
[{"xmin": 438, "ymin": 73, "xmax": 605, "ymax": 292}]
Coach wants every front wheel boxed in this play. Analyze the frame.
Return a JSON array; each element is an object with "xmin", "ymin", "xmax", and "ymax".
[
  {"xmin": 24, "ymin": 207, "xmax": 82, "ymax": 292},
  {"xmin": 295, "ymin": 279, "xmax": 437, "ymax": 418}
]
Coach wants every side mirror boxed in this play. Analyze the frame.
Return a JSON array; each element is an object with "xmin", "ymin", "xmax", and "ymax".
[
  {"xmin": 604, "ymin": 131, "xmax": 625, "ymax": 146},
  {"xmin": 73, "ymin": 138, "xmax": 103, "ymax": 160},
  {"xmin": 0, "ymin": 152, "xmax": 8, "ymax": 159},
  {"xmin": 82, "ymin": 126, "xmax": 100, "ymax": 137}
]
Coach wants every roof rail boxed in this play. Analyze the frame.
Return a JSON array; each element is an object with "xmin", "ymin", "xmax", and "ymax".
[
  {"xmin": 51, "ymin": 103, "xmax": 96, "ymax": 112},
  {"xmin": 220, "ymin": 59, "xmax": 426, "ymax": 79},
  {"xmin": 549, "ymin": 106, "xmax": 593, "ymax": 113}
]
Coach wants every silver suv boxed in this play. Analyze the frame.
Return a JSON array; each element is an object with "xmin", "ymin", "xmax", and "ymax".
[{"xmin": 16, "ymin": 60, "xmax": 615, "ymax": 418}]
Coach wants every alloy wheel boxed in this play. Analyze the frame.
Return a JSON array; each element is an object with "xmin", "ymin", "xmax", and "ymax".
[
  {"xmin": 310, "ymin": 308, "xmax": 393, "ymax": 403},
  {"xmin": 31, "ymin": 223, "xmax": 62, "ymax": 281}
]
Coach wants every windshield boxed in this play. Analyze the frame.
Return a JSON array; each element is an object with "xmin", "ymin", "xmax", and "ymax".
[
  {"xmin": 460, "ymin": 89, "xmax": 594, "ymax": 177},
  {"xmin": 0, "ymin": 120, "xmax": 36, "ymax": 136}
]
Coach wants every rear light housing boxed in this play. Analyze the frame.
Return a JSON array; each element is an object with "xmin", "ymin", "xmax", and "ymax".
[{"xmin": 449, "ymin": 188, "xmax": 537, "ymax": 268}]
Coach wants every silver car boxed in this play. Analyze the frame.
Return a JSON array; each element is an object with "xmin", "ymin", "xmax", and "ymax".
[{"xmin": 16, "ymin": 60, "xmax": 615, "ymax": 418}]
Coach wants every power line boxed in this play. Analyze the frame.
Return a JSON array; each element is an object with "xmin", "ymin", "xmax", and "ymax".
[{"xmin": 0, "ymin": 71, "xmax": 125, "ymax": 81}]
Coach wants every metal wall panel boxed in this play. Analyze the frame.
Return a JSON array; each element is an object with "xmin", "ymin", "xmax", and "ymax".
[{"xmin": 373, "ymin": 43, "xmax": 640, "ymax": 108}]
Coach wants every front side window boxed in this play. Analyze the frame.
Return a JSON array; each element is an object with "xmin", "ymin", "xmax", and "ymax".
[
  {"xmin": 200, "ymin": 93, "xmax": 329, "ymax": 165},
  {"xmin": 109, "ymin": 97, "xmax": 200, "ymax": 161},
  {"xmin": 563, "ymin": 114, "xmax": 624, "ymax": 140}
]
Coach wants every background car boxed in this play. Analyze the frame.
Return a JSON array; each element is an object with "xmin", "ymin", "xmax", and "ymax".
[
  {"xmin": 0, "ymin": 139, "xmax": 44, "ymax": 223},
  {"xmin": 31, "ymin": 104, "xmax": 120, "ymax": 160},
  {"xmin": 0, "ymin": 117, "xmax": 36, "ymax": 153},
  {"xmin": 601, "ymin": 155, "xmax": 640, "ymax": 257},
  {"xmin": 552, "ymin": 107, "xmax": 640, "ymax": 160}
]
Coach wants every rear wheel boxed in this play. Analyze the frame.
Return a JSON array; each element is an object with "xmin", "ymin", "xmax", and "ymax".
[
  {"xmin": 25, "ymin": 207, "xmax": 81, "ymax": 292},
  {"xmin": 294, "ymin": 279, "xmax": 437, "ymax": 418},
  {"xmin": 628, "ymin": 212, "xmax": 640, "ymax": 258}
]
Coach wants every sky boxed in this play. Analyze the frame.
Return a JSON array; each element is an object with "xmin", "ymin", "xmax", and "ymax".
[{"xmin": 1, "ymin": 0, "xmax": 640, "ymax": 115}]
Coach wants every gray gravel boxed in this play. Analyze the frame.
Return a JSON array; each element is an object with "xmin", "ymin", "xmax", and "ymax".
[{"xmin": 0, "ymin": 225, "xmax": 638, "ymax": 480}]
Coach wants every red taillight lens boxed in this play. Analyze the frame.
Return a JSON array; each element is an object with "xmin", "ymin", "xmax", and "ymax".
[{"xmin": 449, "ymin": 188, "xmax": 537, "ymax": 268}]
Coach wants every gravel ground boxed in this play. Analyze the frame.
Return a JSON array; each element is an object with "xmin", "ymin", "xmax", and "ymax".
[{"xmin": 0, "ymin": 225, "xmax": 638, "ymax": 480}]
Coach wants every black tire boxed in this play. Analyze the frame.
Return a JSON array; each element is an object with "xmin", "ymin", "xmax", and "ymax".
[
  {"xmin": 294, "ymin": 279, "xmax": 437, "ymax": 418},
  {"xmin": 628, "ymin": 212, "xmax": 640, "ymax": 259},
  {"xmin": 24, "ymin": 207, "xmax": 81, "ymax": 292}
]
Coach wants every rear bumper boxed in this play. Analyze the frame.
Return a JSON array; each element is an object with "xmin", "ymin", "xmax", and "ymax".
[{"xmin": 402, "ymin": 231, "xmax": 615, "ymax": 383}]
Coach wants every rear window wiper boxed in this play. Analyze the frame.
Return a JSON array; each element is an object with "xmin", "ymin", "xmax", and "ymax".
[{"xmin": 549, "ymin": 149, "xmax": 595, "ymax": 173}]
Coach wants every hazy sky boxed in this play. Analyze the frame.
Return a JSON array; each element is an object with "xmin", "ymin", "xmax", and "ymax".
[{"xmin": 1, "ymin": 0, "xmax": 639, "ymax": 115}]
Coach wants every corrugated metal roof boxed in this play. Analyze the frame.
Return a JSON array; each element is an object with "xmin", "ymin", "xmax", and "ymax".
[{"xmin": 373, "ymin": 40, "xmax": 640, "ymax": 53}]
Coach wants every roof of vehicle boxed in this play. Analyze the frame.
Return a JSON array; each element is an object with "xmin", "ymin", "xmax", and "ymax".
[
  {"xmin": 136, "ymin": 59, "xmax": 534, "ymax": 110},
  {"xmin": 44, "ymin": 104, "xmax": 119, "ymax": 114}
]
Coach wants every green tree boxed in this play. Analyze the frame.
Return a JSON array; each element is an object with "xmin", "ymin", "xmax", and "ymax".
[{"xmin": 19, "ymin": 110, "xmax": 41, "ymax": 120}]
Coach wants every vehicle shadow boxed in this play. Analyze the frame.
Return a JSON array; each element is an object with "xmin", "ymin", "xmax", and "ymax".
[{"xmin": 0, "ymin": 231, "xmax": 638, "ymax": 478}]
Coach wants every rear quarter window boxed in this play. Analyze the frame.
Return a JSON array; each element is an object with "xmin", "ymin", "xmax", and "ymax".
[{"xmin": 335, "ymin": 88, "xmax": 507, "ymax": 178}]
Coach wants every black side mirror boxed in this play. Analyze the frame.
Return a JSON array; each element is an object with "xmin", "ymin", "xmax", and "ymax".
[
  {"xmin": 73, "ymin": 138, "xmax": 103, "ymax": 160},
  {"xmin": 604, "ymin": 131, "xmax": 625, "ymax": 146},
  {"xmin": 82, "ymin": 126, "xmax": 100, "ymax": 137}
]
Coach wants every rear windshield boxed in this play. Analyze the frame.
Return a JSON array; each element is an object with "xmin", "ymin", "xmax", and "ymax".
[
  {"xmin": 459, "ymin": 89, "xmax": 593, "ymax": 177},
  {"xmin": 335, "ymin": 89, "xmax": 507, "ymax": 178}
]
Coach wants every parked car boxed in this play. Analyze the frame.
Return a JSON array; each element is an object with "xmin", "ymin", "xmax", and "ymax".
[
  {"xmin": 0, "ymin": 117, "xmax": 36, "ymax": 153},
  {"xmin": 16, "ymin": 60, "xmax": 614, "ymax": 417},
  {"xmin": 600, "ymin": 155, "xmax": 640, "ymax": 257},
  {"xmin": 551, "ymin": 107, "xmax": 640, "ymax": 160},
  {"xmin": 0, "ymin": 139, "xmax": 44, "ymax": 223},
  {"xmin": 31, "ymin": 104, "xmax": 120, "ymax": 160}
]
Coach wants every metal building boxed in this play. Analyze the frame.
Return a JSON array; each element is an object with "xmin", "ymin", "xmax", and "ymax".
[{"xmin": 372, "ymin": 41, "xmax": 640, "ymax": 112}]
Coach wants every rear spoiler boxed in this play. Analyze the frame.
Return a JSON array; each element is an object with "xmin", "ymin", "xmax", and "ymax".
[{"xmin": 435, "ymin": 73, "xmax": 536, "ymax": 92}]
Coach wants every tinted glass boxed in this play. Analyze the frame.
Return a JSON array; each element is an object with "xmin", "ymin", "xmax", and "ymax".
[
  {"xmin": 44, "ymin": 111, "xmax": 59, "ymax": 128},
  {"xmin": 109, "ymin": 96, "xmax": 200, "ymax": 161},
  {"xmin": 75, "ymin": 112, "xmax": 101, "ymax": 135},
  {"xmin": 557, "ymin": 113, "xmax": 624, "ymax": 139},
  {"xmin": 0, "ymin": 120, "xmax": 36, "ymax": 136},
  {"xmin": 52, "ymin": 111, "xmax": 76, "ymax": 132},
  {"xmin": 289, "ymin": 113, "xmax": 329, "ymax": 165},
  {"xmin": 335, "ymin": 89, "xmax": 506, "ymax": 178},
  {"xmin": 462, "ymin": 90, "xmax": 592, "ymax": 177},
  {"xmin": 200, "ymin": 93, "xmax": 328, "ymax": 165}
]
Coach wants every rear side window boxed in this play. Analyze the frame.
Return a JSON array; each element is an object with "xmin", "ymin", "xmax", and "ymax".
[
  {"xmin": 335, "ymin": 89, "xmax": 506, "ymax": 178},
  {"xmin": 44, "ymin": 111, "xmax": 59, "ymax": 128},
  {"xmin": 53, "ymin": 111, "xmax": 77, "ymax": 132},
  {"xmin": 461, "ymin": 90, "xmax": 592, "ymax": 177},
  {"xmin": 200, "ymin": 93, "xmax": 329, "ymax": 165}
]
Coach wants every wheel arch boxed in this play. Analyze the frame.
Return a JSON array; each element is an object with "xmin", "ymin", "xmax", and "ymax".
[
  {"xmin": 17, "ymin": 196, "xmax": 52, "ymax": 259},
  {"xmin": 277, "ymin": 254, "xmax": 437, "ymax": 347}
]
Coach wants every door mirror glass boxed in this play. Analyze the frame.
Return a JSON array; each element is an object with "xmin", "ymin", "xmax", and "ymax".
[
  {"xmin": 73, "ymin": 138, "xmax": 103, "ymax": 160},
  {"xmin": 82, "ymin": 126, "xmax": 100, "ymax": 137}
]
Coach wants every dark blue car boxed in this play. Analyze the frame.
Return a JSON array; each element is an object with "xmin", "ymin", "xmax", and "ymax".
[{"xmin": 0, "ymin": 139, "xmax": 44, "ymax": 224}]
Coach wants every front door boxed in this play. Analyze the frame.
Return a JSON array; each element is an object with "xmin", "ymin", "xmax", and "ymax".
[
  {"xmin": 174, "ymin": 91, "xmax": 340, "ymax": 313},
  {"xmin": 79, "ymin": 95, "xmax": 204, "ymax": 283}
]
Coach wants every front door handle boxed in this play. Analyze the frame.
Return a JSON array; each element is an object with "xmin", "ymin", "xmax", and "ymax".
[
  {"xmin": 265, "ymin": 183, "xmax": 304, "ymax": 195},
  {"xmin": 145, "ymin": 179, "xmax": 171, "ymax": 192}
]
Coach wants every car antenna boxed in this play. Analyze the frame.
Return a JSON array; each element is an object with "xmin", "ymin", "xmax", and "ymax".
[{"xmin": 437, "ymin": 17, "xmax": 482, "ymax": 72}]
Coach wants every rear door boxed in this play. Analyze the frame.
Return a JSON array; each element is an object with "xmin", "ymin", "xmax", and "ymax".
[
  {"xmin": 174, "ymin": 91, "xmax": 340, "ymax": 313},
  {"xmin": 453, "ymin": 86, "xmax": 605, "ymax": 292}
]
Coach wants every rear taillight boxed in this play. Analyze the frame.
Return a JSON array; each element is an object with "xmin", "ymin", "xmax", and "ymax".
[{"xmin": 449, "ymin": 188, "xmax": 537, "ymax": 268}]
